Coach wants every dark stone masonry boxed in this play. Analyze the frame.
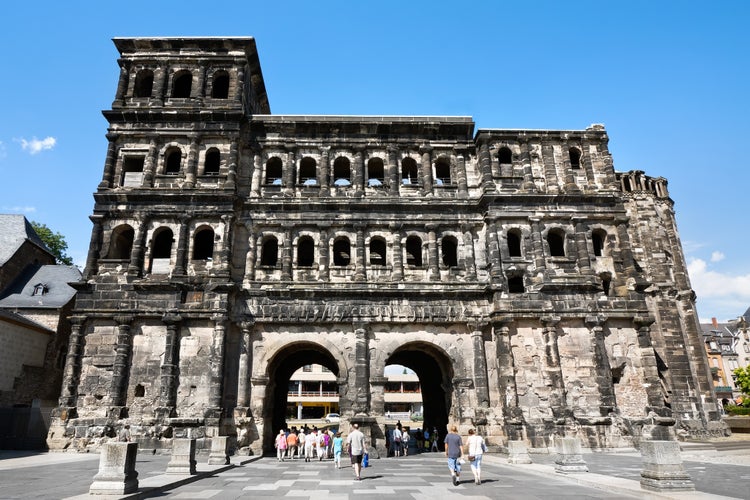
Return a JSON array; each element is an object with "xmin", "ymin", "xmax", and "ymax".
[{"xmin": 47, "ymin": 37, "xmax": 725, "ymax": 456}]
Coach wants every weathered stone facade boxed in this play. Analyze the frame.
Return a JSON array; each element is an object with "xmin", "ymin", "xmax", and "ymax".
[{"xmin": 47, "ymin": 37, "xmax": 725, "ymax": 454}]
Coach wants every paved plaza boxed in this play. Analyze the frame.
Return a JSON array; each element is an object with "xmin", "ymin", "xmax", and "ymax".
[{"xmin": 0, "ymin": 439, "xmax": 748, "ymax": 500}]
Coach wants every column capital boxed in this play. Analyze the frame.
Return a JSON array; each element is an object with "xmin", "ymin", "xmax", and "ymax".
[
  {"xmin": 585, "ymin": 314, "xmax": 607, "ymax": 328},
  {"xmin": 540, "ymin": 315, "xmax": 561, "ymax": 327},
  {"xmin": 162, "ymin": 312, "xmax": 182, "ymax": 325}
]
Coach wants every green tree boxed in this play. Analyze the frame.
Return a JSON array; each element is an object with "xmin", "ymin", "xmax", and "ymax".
[
  {"xmin": 30, "ymin": 221, "xmax": 73, "ymax": 265},
  {"xmin": 732, "ymin": 365, "xmax": 750, "ymax": 408}
]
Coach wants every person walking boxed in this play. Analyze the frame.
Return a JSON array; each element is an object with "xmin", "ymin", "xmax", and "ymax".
[
  {"xmin": 466, "ymin": 428, "xmax": 487, "ymax": 485},
  {"xmin": 304, "ymin": 429, "xmax": 315, "ymax": 462},
  {"xmin": 332, "ymin": 431, "xmax": 344, "ymax": 468},
  {"xmin": 298, "ymin": 429, "xmax": 306, "ymax": 460},
  {"xmin": 431, "ymin": 427, "xmax": 440, "ymax": 452},
  {"xmin": 275, "ymin": 429, "xmax": 288, "ymax": 461},
  {"xmin": 401, "ymin": 427, "xmax": 410, "ymax": 456},
  {"xmin": 286, "ymin": 429, "xmax": 298, "ymax": 459},
  {"xmin": 346, "ymin": 423, "xmax": 367, "ymax": 481},
  {"xmin": 444, "ymin": 424, "xmax": 463, "ymax": 486}
]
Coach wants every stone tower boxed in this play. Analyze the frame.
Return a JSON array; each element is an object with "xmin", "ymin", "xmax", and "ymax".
[{"xmin": 47, "ymin": 37, "xmax": 725, "ymax": 454}]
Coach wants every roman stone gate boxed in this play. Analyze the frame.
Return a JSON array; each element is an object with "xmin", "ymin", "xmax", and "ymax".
[{"xmin": 48, "ymin": 37, "xmax": 726, "ymax": 454}]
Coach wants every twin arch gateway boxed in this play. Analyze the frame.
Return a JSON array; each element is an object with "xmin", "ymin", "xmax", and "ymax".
[{"xmin": 47, "ymin": 37, "xmax": 725, "ymax": 455}]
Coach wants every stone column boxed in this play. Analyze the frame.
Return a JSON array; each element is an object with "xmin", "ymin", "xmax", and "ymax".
[
  {"xmin": 113, "ymin": 66, "xmax": 129, "ymax": 106},
  {"xmin": 319, "ymin": 146, "xmax": 330, "ymax": 196},
  {"xmin": 427, "ymin": 225, "xmax": 439, "ymax": 281},
  {"xmin": 208, "ymin": 315, "xmax": 228, "ymax": 411},
  {"xmin": 353, "ymin": 147, "xmax": 365, "ymax": 197},
  {"xmin": 562, "ymin": 143, "xmax": 580, "ymax": 193},
  {"xmin": 586, "ymin": 315, "xmax": 616, "ymax": 415},
  {"xmin": 157, "ymin": 313, "xmax": 182, "ymax": 418},
  {"xmin": 530, "ymin": 218, "xmax": 547, "ymax": 278},
  {"xmin": 283, "ymin": 146, "xmax": 296, "ymax": 195},
  {"xmin": 127, "ymin": 220, "xmax": 148, "ymax": 276},
  {"xmin": 172, "ymin": 218, "xmax": 190, "ymax": 276},
  {"xmin": 573, "ymin": 218, "xmax": 591, "ymax": 274},
  {"xmin": 541, "ymin": 141, "xmax": 559, "ymax": 194},
  {"xmin": 455, "ymin": 148, "xmax": 469, "ymax": 198},
  {"xmin": 391, "ymin": 225, "xmax": 404, "ymax": 281},
  {"xmin": 58, "ymin": 316, "xmax": 86, "ymax": 409},
  {"xmin": 640, "ymin": 440, "xmax": 695, "ymax": 492},
  {"xmin": 89, "ymin": 442, "xmax": 139, "ymax": 495},
  {"xmin": 225, "ymin": 140, "xmax": 239, "ymax": 191},
  {"xmin": 216, "ymin": 214, "xmax": 233, "ymax": 277},
  {"xmin": 580, "ymin": 142, "xmax": 596, "ymax": 189},
  {"xmin": 519, "ymin": 139, "xmax": 537, "ymax": 192},
  {"xmin": 83, "ymin": 216, "xmax": 104, "ymax": 279},
  {"xmin": 195, "ymin": 65, "xmax": 206, "ymax": 102},
  {"xmin": 98, "ymin": 133, "xmax": 119, "ymax": 189},
  {"xmin": 554, "ymin": 437, "xmax": 588, "ymax": 473},
  {"xmin": 419, "ymin": 145, "xmax": 433, "ymax": 195},
  {"xmin": 250, "ymin": 151, "xmax": 262, "ymax": 197},
  {"xmin": 184, "ymin": 136, "xmax": 200, "ymax": 188},
  {"xmin": 635, "ymin": 317, "xmax": 667, "ymax": 410},
  {"xmin": 355, "ymin": 223, "xmax": 366, "ymax": 282},
  {"xmin": 237, "ymin": 321, "xmax": 255, "ymax": 409},
  {"xmin": 318, "ymin": 227, "xmax": 330, "ymax": 281},
  {"xmin": 477, "ymin": 141, "xmax": 495, "ymax": 193},
  {"xmin": 387, "ymin": 146, "xmax": 399, "ymax": 196},
  {"xmin": 281, "ymin": 226, "xmax": 292, "ymax": 281},
  {"xmin": 236, "ymin": 68, "xmax": 245, "ymax": 104},
  {"xmin": 142, "ymin": 138, "xmax": 158, "ymax": 187},
  {"xmin": 541, "ymin": 316, "xmax": 568, "ymax": 420},
  {"xmin": 470, "ymin": 323, "xmax": 490, "ymax": 408},
  {"xmin": 243, "ymin": 229, "xmax": 257, "ymax": 285},
  {"xmin": 152, "ymin": 67, "xmax": 166, "ymax": 105},
  {"xmin": 486, "ymin": 221, "xmax": 503, "ymax": 283},
  {"xmin": 353, "ymin": 324, "xmax": 370, "ymax": 414},
  {"xmin": 110, "ymin": 316, "xmax": 134, "ymax": 412},
  {"xmin": 461, "ymin": 224, "xmax": 477, "ymax": 279},
  {"xmin": 493, "ymin": 318, "xmax": 522, "ymax": 430}
]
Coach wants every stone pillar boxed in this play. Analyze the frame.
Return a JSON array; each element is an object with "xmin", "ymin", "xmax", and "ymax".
[
  {"xmin": 216, "ymin": 214, "xmax": 233, "ymax": 277},
  {"xmin": 208, "ymin": 315, "xmax": 228, "ymax": 411},
  {"xmin": 113, "ymin": 66, "xmax": 129, "ymax": 106},
  {"xmin": 369, "ymin": 376, "xmax": 386, "ymax": 417},
  {"xmin": 89, "ymin": 442, "xmax": 139, "ymax": 495},
  {"xmin": 172, "ymin": 218, "xmax": 190, "ymax": 276},
  {"xmin": 530, "ymin": 218, "xmax": 547, "ymax": 278},
  {"xmin": 455, "ymin": 148, "xmax": 469, "ymax": 198},
  {"xmin": 98, "ymin": 133, "xmax": 119, "ymax": 189},
  {"xmin": 519, "ymin": 140, "xmax": 537, "ymax": 192},
  {"xmin": 477, "ymin": 141, "xmax": 495, "ymax": 193},
  {"xmin": 353, "ymin": 324, "xmax": 370, "ymax": 414},
  {"xmin": 83, "ymin": 215, "xmax": 104, "ymax": 279},
  {"xmin": 237, "ymin": 321, "xmax": 255, "ymax": 409},
  {"xmin": 142, "ymin": 138, "xmax": 158, "ymax": 187},
  {"xmin": 166, "ymin": 439, "xmax": 197, "ymax": 475},
  {"xmin": 387, "ymin": 146, "xmax": 399, "ymax": 196},
  {"xmin": 541, "ymin": 141, "xmax": 559, "ymax": 194},
  {"xmin": 391, "ymin": 225, "xmax": 404, "ymax": 281},
  {"xmin": 244, "ymin": 229, "xmax": 257, "ymax": 285},
  {"xmin": 184, "ymin": 137, "xmax": 200, "ymax": 188},
  {"xmin": 461, "ymin": 224, "xmax": 477, "ymax": 279},
  {"xmin": 494, "ymin": 319, "xmax": 522, "ymax": 432},
  {"xmin": 562, "ymin": 143, "xmax": 580, "ymax": 193},
  {"xmin": 281, "ymin": 226, "xmax": 292, "ymax": 281},
  {"xmin": 580, "ymin": 142, "xmax": 596, "ymax": 190},
  {"xmin": 319, "ymin": 146, "xmax": 330, "ymax": 196},
  {"xmin": 573, "ymin": 218, "xmax": 591, "ymax": 274},
  {"xmin": 427, "ymin": 225, "xmax": 439, "ymax": 281},
  {"xmin": 353, "ymin": 147, "xmax": 365, "ymax": 197},
  {"xmin": 152, "ymin": 67, "xmax": 166, "ymax": 105},
  {"xmin": 194, "ymin": 65, "xmax": 206, "ymax": 101},
  {"xmin": 541, "ymin": 316, "xmax": 568, "ymax": 419},
  {"xmin": 486, "ymin": 221, "xmax": 503, "ymax": 283},
  {"xmin": 236, "ymin": 68, "xmax": 245, "ymax": 104},
  {"xmin": 639, "ymin": 440, "xmax": 694, "ymax": 492},
  {"xmin": 419, "ymin": 145, "xmax": 433, "ymax": 195},
  {"xmin": 127, "ymin": 220, "xmax": 148, "ymax": 276},
  {"xmin": 635, "ymin": 317, "xmax": 667, "ymax": 410},
  {"xmin": 157, "ymin": 313, "xmax": 182, "ymax": 417},
  {"xmin": 507, "ymin": 440, "xmax": 532, "ymax": 464},
  {"xmin": 250, "ymin": 151, "xmax": 262, "ymax": 197},
  {"xmin": 110, "ymin": 316, "xmax": 134, "ymax": 411},
  {"xmin": 208, "ymin": 436, "xmax": 230, "ymax": 465},
  {"xmin": 318, "ymin": 227, "xmax": 330, "ymax": 281},
  {"xmin": 470, "ymin": 323, "xmax": 490, "ymax": 408},
  {"xmin": 58, "ymin": 316, "xmax": 86, "ymax": 408},
  {"xmin": 283, "ymin": 146, "xmax": 295, "ymax": 195},
  {"xmin": 586, "ymin": 315, "xmax": 616, "ymax": 415},
  {"xmin": 554, "ymin": 437, "xmax": 588, "ymax": 473},
  {"xmin": 225, "ymin": 140, "xmax": 239, "ymax": 191},
  {"xmin": 354, "ymin": 223, "xmax": 366, "ymax": 282}
]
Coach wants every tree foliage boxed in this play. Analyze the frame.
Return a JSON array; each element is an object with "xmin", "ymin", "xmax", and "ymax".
[
  {"xmin": 732, "ymin": 365, "xmax": 750, "ymax": 408},
  {"xmin": 30, "ymin": 221, "xmax": 73, "ymax": 265}
]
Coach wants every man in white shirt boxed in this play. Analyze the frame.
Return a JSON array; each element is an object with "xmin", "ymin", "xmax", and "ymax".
[{"xmin": 346, "ymin": 423, "xmax": 367, "ymax": 480}]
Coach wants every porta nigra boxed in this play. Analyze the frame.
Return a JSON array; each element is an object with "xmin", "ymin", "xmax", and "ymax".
[{"xmin": 47, "ymin": 37, "xmax": 725, "ymax": 455}]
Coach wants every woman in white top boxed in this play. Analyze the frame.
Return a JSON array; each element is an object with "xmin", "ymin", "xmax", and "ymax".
[{"xmin": 465, "ymin": 428, "xmax": 487, "ymax": 485}]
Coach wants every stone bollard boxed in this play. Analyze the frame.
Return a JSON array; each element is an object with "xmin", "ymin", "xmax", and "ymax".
[
  {"xmin": 89, "ymin": 442, "xmax": 139, "ymax": 495},
  {"xmin": 166, "ymin": 438, "xmax": 197, "ymax": 475},
  {"xmin": 640, "ymin": 440, "xmax": 695, "ymax": 492},
  {"xmin": 507, "ymin": 440, "xmax": 532, "ymax": 464},
  {"xmin": 553, "ymin": 437, "xmax": 588, "ymax": 473},
  {"xmin": 208, "ymin": 436, "xmax": 230, "ymax": 465}
]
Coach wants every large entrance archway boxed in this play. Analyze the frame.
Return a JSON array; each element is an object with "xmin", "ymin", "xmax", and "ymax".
[
  {"xmin": 385, "ymin": 342, "xmax": 453, "ymax": 446},
  {"xmin": 264, "ymin": 342, "xmax": 340, "ymax": 453}
]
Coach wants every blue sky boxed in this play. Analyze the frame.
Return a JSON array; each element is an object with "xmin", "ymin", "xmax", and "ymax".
[{"xmin": 0, "ymin": 1, "xmax": 747, "ymax": 322}]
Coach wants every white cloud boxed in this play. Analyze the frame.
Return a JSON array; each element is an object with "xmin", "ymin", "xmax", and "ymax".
[
  {"xmin": 18, "ymin": 136, "xmax": 57, "ymax": 155},
  {"xmin": 1, "ymin": 205, "xmax": 36, "ymax": 214},
  {"xmin": 687, "ymin": 257, "xmax": 750, "ymax": 319},
  {"xmin": 710, "ymin": 251, "xmax": 725, "ymax": 263}
]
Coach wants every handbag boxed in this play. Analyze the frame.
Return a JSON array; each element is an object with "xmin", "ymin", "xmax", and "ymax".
[{"xmin": 468, "ymin": 455, "xmax": 475, "ymax": 461}]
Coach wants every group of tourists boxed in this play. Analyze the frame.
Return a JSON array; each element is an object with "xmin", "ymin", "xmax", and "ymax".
[
  {"xmin": 274, "ymin": 426, "xmax": 346, "ymax": 466},
  {"xmin": 444, "ymin": 425, "xmax": 487, "ymax": 485},
  {"xmin": 387, "ymin": 422, "xmax": 441, "ymax": 456}
]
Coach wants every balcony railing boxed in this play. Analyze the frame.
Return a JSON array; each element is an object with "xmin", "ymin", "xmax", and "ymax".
[
  {"xmin": 288, "ymin": 391, "xmax": 338, "ymax": 398},
  {"xmin": 715, "ymin": 386, "xmax": 733, "ymax": 393}
]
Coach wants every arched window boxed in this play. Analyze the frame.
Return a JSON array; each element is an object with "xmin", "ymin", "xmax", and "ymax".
[
  {"xmin": 133, "ymin": 69, "xmax": 153, "ymax": 98},
  {"xmin": 299, "ymin": 157, "xmax": 317, "ymax": 185},
  {"xmin": 367, "ymin": 157, "xmax": 385, "ymax": 186},
  {"xmin": 498, "ymin": 146, "xmax": 512, "ymax": 165},
  {"xmin": 405, "ymin": 236, "xmax": 423, "ymax": 267},
  {"xmin": 441, "ymin": 236, "xmax": 458, "ymax": 267},
  {"xmin": 592, "ymin": 229, "xmax": 607, "ymax": 257},
  {"xmin": 333, "ymin": 157, "xmax": 351, "ymax": 186},
  {"xmin": 152, "ymin": 228, "xmax": 173, "ymax": 259},
  {"xmin": 369, "ymin": 238, "xmax": 386, "ymax": 266},
  {"xmin": 261, "ymin": 237, "xmax": 278, "ymax": 266},
  {"xmin": 107, "ymin": 225, "xmax": 134, "ymax": 260},
  {"xmin": 165, "ymin": 147, "xmax": 182, "ymax": 175},
  {"xmin": 569, "ymin": 147, "xmax": 582, "ymax": 169},
  {"xmin": 434, "ymin": 157, "xmax": 452, "ymax": 185},
  {"xmin": 297, "ymin": 236, "xmax": 315, "ymax": 267},
  {"xmin": 192, "ymin": 227, "xmax": 214, "ymax": 260},
  {"xmin": 172, "ymin": 70, "xmax": 193, "ymax": 98},
  {"xmin": 507, "ymin": 230, "xmax": 522, "ymax": 257},
  {"xmin": 204, "ymin": 148, "xmax": 220, "ymax": 175},
  {"xmin": 508, "ymin": 275, "xmax": 525, "ymax": 293},
  {"xmin": 211, "ymin": 71, "xmax": 230, "ymax": 99},
  {"xmin": 547, "ymin": 229, "xmax": 566, "ymax": 257},
  {"xmin": 333, "ymin": 238, "xmax": 351, "ymax": 266},
  {"xmin": 401, "ymin": 157, "xmax": 418, "ymax": 185},
  {"xmin": 265, "ymin": 157, "xmax": 283, "ymax": 185}
]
